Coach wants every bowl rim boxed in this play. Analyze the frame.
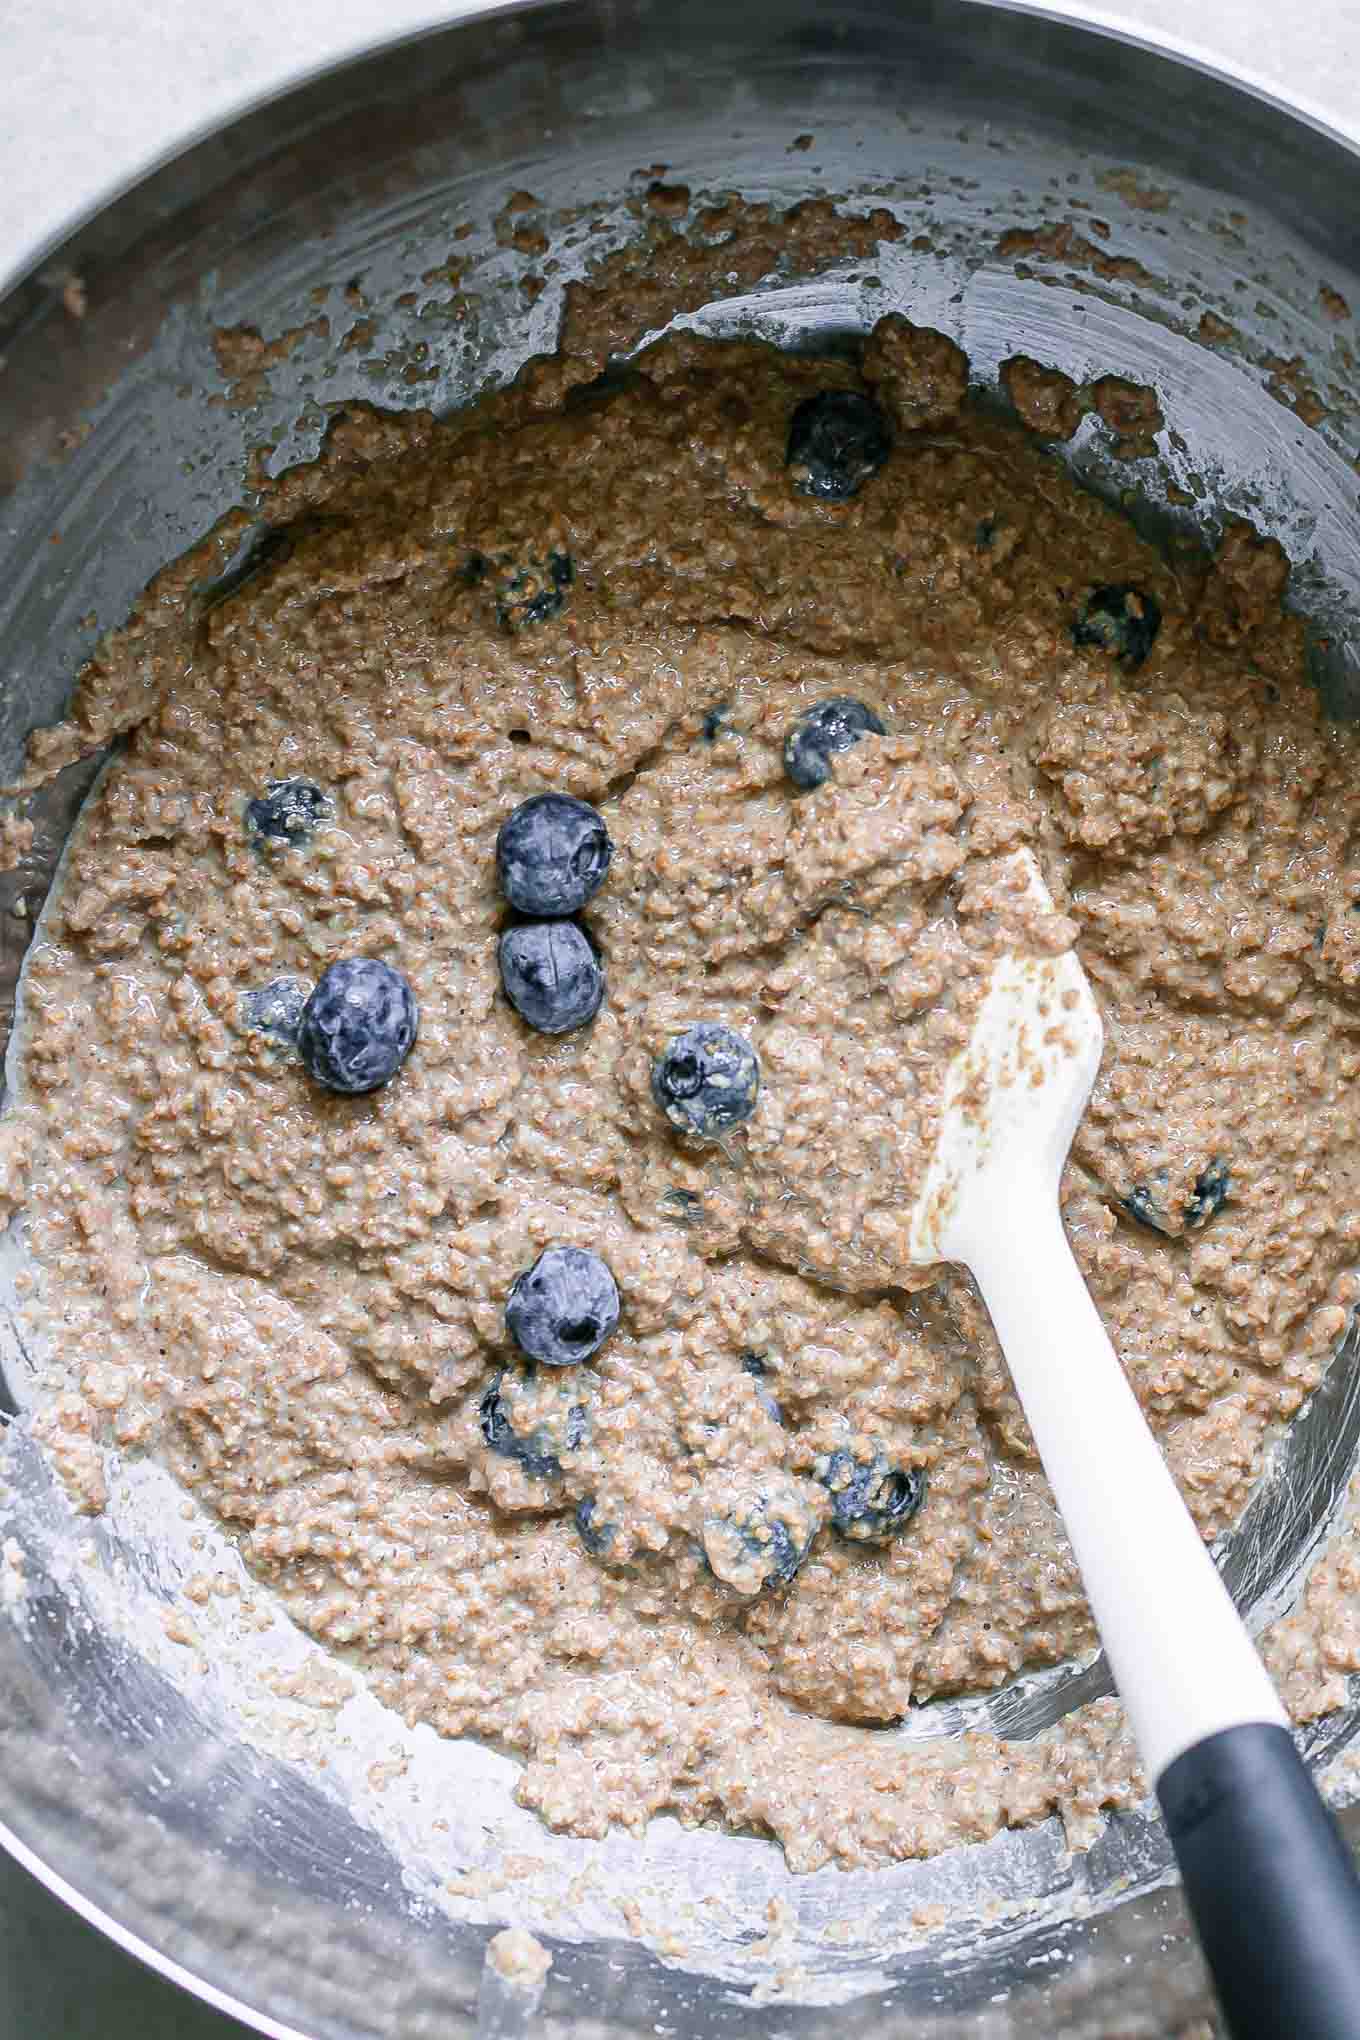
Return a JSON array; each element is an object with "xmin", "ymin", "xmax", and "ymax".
[{"xmin": 5, "ymin": 0, "xmax": 1360, "ymax": 309}]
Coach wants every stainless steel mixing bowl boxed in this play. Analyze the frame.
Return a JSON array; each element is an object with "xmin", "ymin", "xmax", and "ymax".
[{"xmin": 3, "ymin": 3, "xmax": 1360, "ymax": 2032}]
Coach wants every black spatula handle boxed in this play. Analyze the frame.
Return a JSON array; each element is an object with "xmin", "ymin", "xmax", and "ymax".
[{"xmin": 1158, "ymin": 1722, "xmax": 1360, "ymax": 2040}]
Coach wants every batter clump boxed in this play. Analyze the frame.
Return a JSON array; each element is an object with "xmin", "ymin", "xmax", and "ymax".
[{"xmin": 5, "ymin": 298, "xmax": 1360, "ymax": 1872}]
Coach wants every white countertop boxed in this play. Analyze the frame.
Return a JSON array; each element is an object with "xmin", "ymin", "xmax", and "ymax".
[{"xmin": 2, "ymin": 0, "xmax": 1359, "ymax": 299}]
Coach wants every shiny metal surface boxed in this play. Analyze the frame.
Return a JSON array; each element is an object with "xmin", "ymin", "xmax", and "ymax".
[{"xmin": 2, "ymin": 3, "xmax": 1360, "ymax": 2033}]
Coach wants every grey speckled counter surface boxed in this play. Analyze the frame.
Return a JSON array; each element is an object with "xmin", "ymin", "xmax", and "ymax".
[{"xmin": 0, "ymin": 1, "xmax": 1358, "ymax": 2033}]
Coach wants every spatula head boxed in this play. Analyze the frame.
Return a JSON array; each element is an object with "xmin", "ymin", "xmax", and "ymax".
[{"xmin": 907, "ymin": 849, "xmax": 1103, "ymax": 1267}]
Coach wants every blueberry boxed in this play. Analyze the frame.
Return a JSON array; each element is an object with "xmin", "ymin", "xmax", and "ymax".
[
  {"xmin": 651, "ymin": 1024, "xmax": 759, "ymax": 1140},
  {"xmin": 658, "ymin": 1187, "xmax": 704, "ymax": 1226},
  {"xmin": 740, "ymin": 1350, "xmax": 783, "ymax": 1425},
  {"xmin": 1123, "ymin": 1160, "xmax": 1230, "ymax": 1237},
  {"xmin": 1072, "ymin": 584, "xmax": 1162, "ymax": 670},
  {"xmin": 245, "ymin": 777, "xmax": 330, "ymax": 846},
  {"xmin": 575, "ymin": 1498, "xmax": 617, "ymax": 1558},
  {"xmin": 480, "ymin": 1368, "xmax": 588, "ymax": 1478},
  {"xmin": 496, "ymin": 552, "xmax": 574, "ymax": 633},
  {"xmin": 498, "ymin": 920, "xmax": 604, "ymax": 1033},
  {"xmin": 786, "ymin": 390, "xmax": 892, "ymax": 501},
  {"xmin": 1121, "ymin": 1182, "xmax": 1172, "ymax": 1235},
  {"xmin": 241, "ymin": 976, "xmax": 309, "ymax": 1046},
  {"xmin": 496, "ymin": 793, "xmax": 613, "ymax": 917},
  {"xmin": 1185, "ymin": 1159, "xmax": 1230, "ymax": 1229},
  {"xmin": 506, "ymin": 1245, "xmax": 619, "ymax": 1367},
  {"xmin": 813, "ymin": 1446, "xmax": 925, "ymax": 1543},
  {"xmin": 296, "ymin": 958, "xmax": 418, "ymax": 1094},
  {"xmin": 701, "ymin": 1478, "xmax": 819, "ymax": 1594},
  {"xmin": 783, "ymin": 696, "xmax": 887, "ymax": 792},
  {"xmin": 702, "ymin": 704, "xmax": 729, "ymax": 741}
]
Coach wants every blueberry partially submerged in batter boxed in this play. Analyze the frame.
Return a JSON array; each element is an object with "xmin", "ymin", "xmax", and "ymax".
[
  {"xmin": 701, "ymin": 1481, "xmax": 818, "ymax": 1594},
  {"xmin": 575, "ymin": 1497, "xmax": 618, "ymax": 1558},
  {"xmin": 740, "ymin": 1350, "xmax": 783, "ymax": 1425},
  {"xmin": 652, "ymin": 1024, "xmax": 759, "ymax": 1140},
  {"xmin": 498, "ymin": 920, "xmax": 604, "ymax": 1033},
  {"xmin": 814, "ymin": 1446, "xmax": 925, "ymax": 1542},
  {"xmin": 506, "ymin": 1245, "xmax": 620, "ymax": 1367},
  {"xmin": 1185, "ymin": 1159, "xmax": 1231, "ymax": 1228},
  {"xmin": 496, "ymin": 792, "xmax": 613, "ymax": 917},
  {"xmin": 786, "ymin": 390, "xmax": 892, "ymax": 501},
  {"xmin": 241, "ymin": 976, "xmax": 309, "ymax": 1047},
  {"xmin": 1120, "ymin": 1182, "xmax": 1170, "ymax": 1234},
  {"xmin": 1122, "ymin": 1159, "xmax": 1231, "ymax": 1237},
  {"xmin": 480, "ymin": 1368, "xmax": 588, "ymax": 1478},
  {"xmin": 784, "ymin": 695, "xmax": 886, "ymax": 792},
  {"xmin": 297, "ymin": 958, "xmax": 417, "ymax": 1094},
  {"xmin": 245, "ymin": 777, "xmax": 331, "ymax": 847},
  {"xmin": 496, "ymin": 551, "xmax": 574, "ymax": 633},
  {"xmin": 1072, "ymin": 584, "xmax": 1162, "ymax": 670}
]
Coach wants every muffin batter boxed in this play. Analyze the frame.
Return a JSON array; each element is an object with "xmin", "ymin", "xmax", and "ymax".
[{"xmin": 4, "ymin": 297, "xmax": 1360, "ymax": 1873}]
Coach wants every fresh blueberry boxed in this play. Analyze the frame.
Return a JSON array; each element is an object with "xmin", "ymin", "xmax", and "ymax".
[
  {"xmin": 506, "ymin": 1245, "xmax": 620, "ymax": 1368},
  {"xmin": 496, "ymin": 552, "xmax": 575, "ymax": 633},
  {"xmin": 786, "ymin": 390, "xmax": 892, "ymax": 501},
  {"xmin": 1185, "ymin": 1159, "xmax": 1230, "ymax": 1229},
  {"xmin": 740, "ymin": 1350, "xmax": 783, "ymax": 1425},
  {"xmin": 1123, "ymin": 1160, "xmax": 1230, "ymax": 1237},
  {"xmin": 652, "ymin": 1024, "xmax": 759, "ymax": 1140},
  {"xmin": 702, "ymin": 703, "xmax": 729, "ymax": 741},
  {"xmin": 496, "ymin": 793, "xmax": 613, "ymax": 917},
  {"xmin": 241, "ymin": 976, "xmax": 309, "ymax": 1047},
  {"xmin": 658, "ymin": 1187, "xmax": 704, "ymax": 1226},
  {"xmin": 575, "ymin": 1498, "xmax": 618, "ymax": 1558},
  {"xmin": 814, "ymin": 1446, "xmax": 925, "ymax": 1543},
  {"xmin": 1072, "ymin": 584, "xmax": 1162, "ymax": 670},
  {"xmin": 498, "ymin": 920, "xmax": 604, "ymax": 1034},
  {"xmin": 1121, "ymin": 1181, "xmax": 1171, "ymax": 1235},
  {"xmin": 783, "ymin": 696, "xmax": 887, "ymax": 792},
  {"xmin": 245, "ymin": 777, "xmax": 331, "ymax": 846},
  {"xmin": 480, "ymin": 1369, "xmax": 588, "ymax": 1478},
  {"xmin": 701, "ymin": 1479, "xmax": 819, "ymax": 1594},
  {"xmin": 296, "ymin": 958, "xmax": 418, "ymax": 1094}
]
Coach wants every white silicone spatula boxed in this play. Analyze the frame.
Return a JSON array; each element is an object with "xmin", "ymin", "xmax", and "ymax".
[{"xmin": 906, "ymin": 848, "xmax": 1360, "ymax": 2040}]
